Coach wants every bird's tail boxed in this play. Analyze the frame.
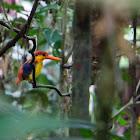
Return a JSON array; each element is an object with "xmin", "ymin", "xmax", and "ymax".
[{"xmin": 16, "ymin": 79, "xmax": 21, "ymax": 84}]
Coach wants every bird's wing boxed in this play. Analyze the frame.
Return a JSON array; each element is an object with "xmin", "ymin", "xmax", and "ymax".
[{"xmin": 22, "ymin": 62, "xmax": 33, "ymax": 80}]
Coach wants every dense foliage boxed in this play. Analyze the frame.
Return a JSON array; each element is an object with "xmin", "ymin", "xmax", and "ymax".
[{"xmin": 0, "ymin": 0, "xmax": 140, "ymax": 140}]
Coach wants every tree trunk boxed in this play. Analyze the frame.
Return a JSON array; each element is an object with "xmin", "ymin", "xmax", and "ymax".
[
  {"xmin": 91, "ymin": 5, "xmax": 116, "ymax": 140},
  {"xmin": 70, "ymin": 0, "xmax": 91, "ymax": 136}
]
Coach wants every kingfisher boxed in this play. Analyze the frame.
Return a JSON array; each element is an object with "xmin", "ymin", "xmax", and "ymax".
[{"xmin": 16, "ymin": 51, "xmax": 62, "ymax": 84}]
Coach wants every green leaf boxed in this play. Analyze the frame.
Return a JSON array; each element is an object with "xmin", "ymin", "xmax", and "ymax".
[
  {"xmin": 0, "ymin": 96, "xmax": 95, "ymax": 139},
  {"xmin": 80, "ymin": 129, "xmax": 94, "ymax": 138},
  {"xmin": 39, "ymin": 92, "xmax": 49, "ymax": 108},
  {"xmin": 29, "ymin": 29, "xmax": 38, "ymax": 36},
  {"xmin": 41, "ymin": 138, "xmax": 93, "ymax": 140},
  {"xmin": 37, "ymin": 73, "xmax": 53, "ymax": 85},
  {"xmin": 36, "ymin": 4, "xmax": 58, "ymax": 14},
  {"xmin": 44, "ymin": 29, "xmax": 53, "ymax": 45},
  {"xmin": 44, "ymin": 29, "xmax": 62, "ymax": 46},
  {"xmin": 24, "ymin": 89, "xmax": 49, "ymax": 109},
  {"xmin": 119, "ymin": 118, "xmax": 127, "ymax": 126},
  {"xmin": 23, "ymin": 100, "xmax": 35, "ymax": 109},
  {"xmin": 11, "ymin": 30, "xmax": 16, "ymax": 36},
  {"xmin": 51, "ymin": 30, "xmax": 62, "ymax": 43},
  {"xmin": 12, "ymin": 18, "xmax": 26, "ymax": 24},
  {"xmin": 3, "ymin": 2, "xmax": 24, "ymax": 12},
  {"xmin": 122, "ymin": 70, "xmax": 133, "ymax": 84},
  {"xmin": 53, "ymin": 41, "xmax": 62, "ymax": 58},
  {"xmin": 124, "ymin": 129, "xmax": 131, "ymax": 139},
  {"xmin": 113, "ymin": 109, "xmax": 126, "ymax": 122}
]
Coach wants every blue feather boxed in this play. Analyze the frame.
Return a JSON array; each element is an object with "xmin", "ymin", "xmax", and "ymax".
[{"xmin": 22, "ymin": 63, "xmax": 32, "ymax": 80}]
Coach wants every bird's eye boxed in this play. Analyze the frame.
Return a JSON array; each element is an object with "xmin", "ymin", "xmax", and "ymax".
[{"xmin": 42, "ymin": 54, "xmax": 45, "ymax": 56}]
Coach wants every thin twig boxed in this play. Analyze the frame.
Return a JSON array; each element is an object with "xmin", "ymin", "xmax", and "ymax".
[
  {"xmin": 0, "ymin": 0, "xmax": 14, "ymax": 32},
  {"xmin": 112, "ymin": 82, "xmax": 140, "ymax": 120},
  {"xmin": 0, "ymin": 0, "xmax": 39, "ymax": 57},
  {"xmin": 111, "ymin": 99, "xmax": 140, "ymax": 120},
  {"xmin": 136, "ymin": 79, "xmax": 140, "ymax": 94},
  {"xmin": 111, "ymin": 97, "xmax": 133, "ymax": 119},
  {"xmin": 136, "ymin": 94, "xmax": 140, "ymax": 101},
  {"xmin": 36, "ymin": 84, "xmax": 71, "ymax": 97}
]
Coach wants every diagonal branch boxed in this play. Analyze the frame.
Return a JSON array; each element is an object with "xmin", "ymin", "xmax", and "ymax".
[
  {"xmin": 0, "ymin": 20, "xmax": 35, "ymax": 41},
  {"xmin": 0, "ymin": 0, "xmax": 39, "ymax": 57},
  {"xmin": 112, "ymin": 81, "xmax": 140, "ymax": 120},
  {"xmin": 111, "ymin": 97, "xmax": 140, "ymax": 120}
]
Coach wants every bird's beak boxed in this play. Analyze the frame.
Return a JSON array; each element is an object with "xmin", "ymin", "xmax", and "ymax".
[{"xmin": 46, "ymin": 55, "xmax": 62, "ymax": 61}]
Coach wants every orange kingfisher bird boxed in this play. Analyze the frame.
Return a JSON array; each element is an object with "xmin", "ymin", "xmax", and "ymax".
[{"xmin": 16, "ymin": 51, "xmax": 62, "ymax": 84}]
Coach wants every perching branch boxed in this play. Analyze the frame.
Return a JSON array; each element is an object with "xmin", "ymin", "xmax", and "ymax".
[
  {"xmin": 36, "ymin": 84, "xmax": 71, "ymax": 97},
  {"xmin": 0, "ymin": 0, "xmax": 39, "ymax": 57}
]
